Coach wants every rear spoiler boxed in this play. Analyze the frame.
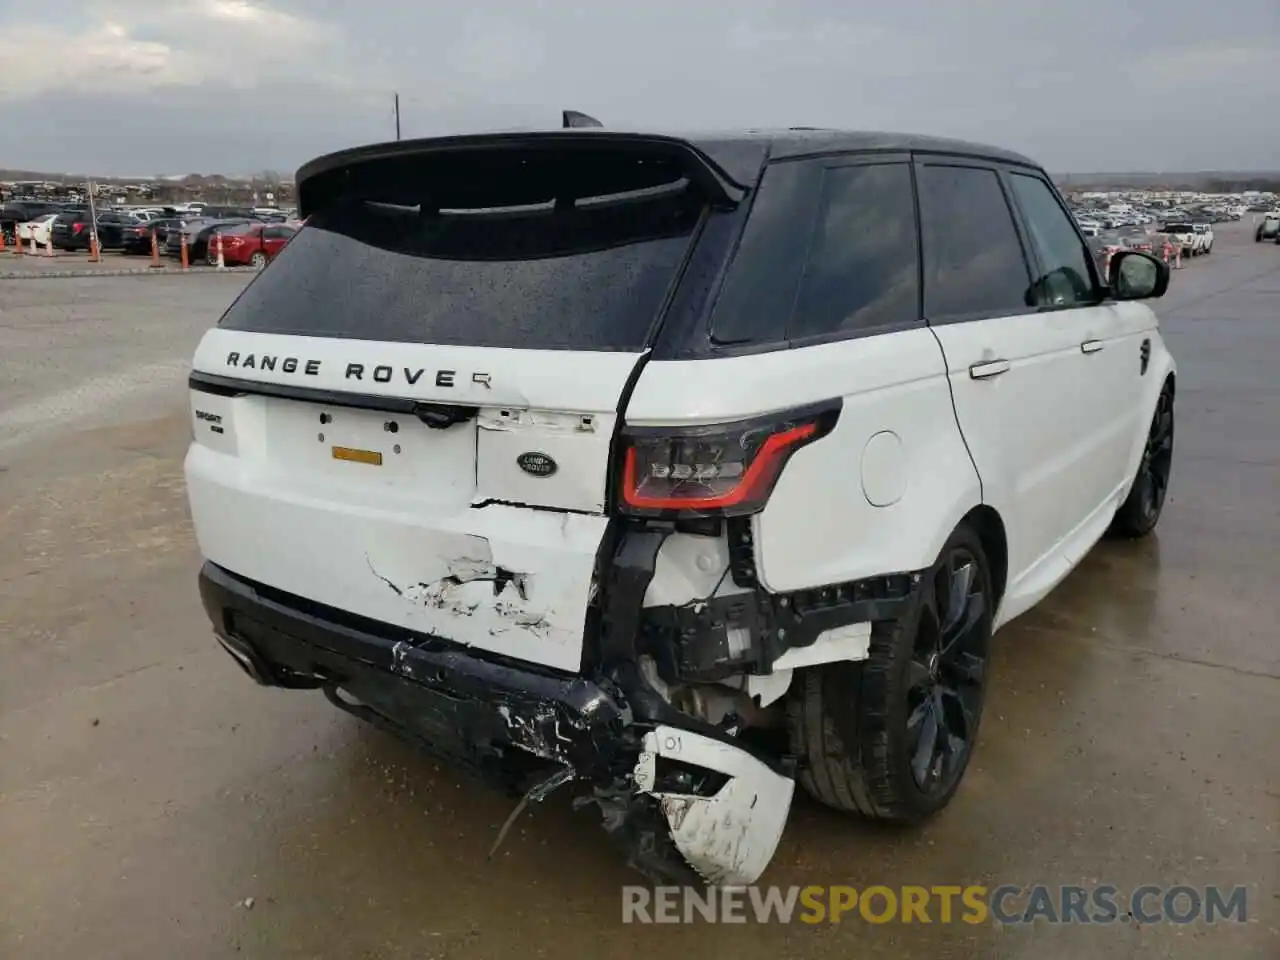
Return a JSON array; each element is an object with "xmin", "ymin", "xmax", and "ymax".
[{"xmin": 294, "ymin": 131, "xmax": 749, "ymax": 218}]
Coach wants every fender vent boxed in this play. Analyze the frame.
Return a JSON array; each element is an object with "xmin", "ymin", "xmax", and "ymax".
[{"xmin": 1140, "ymin": 338, "xmax": 1152, "ymax": 375}]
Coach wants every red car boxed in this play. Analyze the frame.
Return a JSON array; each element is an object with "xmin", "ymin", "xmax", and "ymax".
[{"xmin": 206, "ymin": 222, "xmax": 297, "ymax": 267}]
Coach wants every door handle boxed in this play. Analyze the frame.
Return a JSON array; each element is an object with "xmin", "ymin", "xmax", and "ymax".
[
  {"xmin": 1081, "ymin": 339, "xmax": 1104, "ymax": 354},
  {"xmin": 969, "ymin": 359, "xmax": 1010, "ymax": 380}
]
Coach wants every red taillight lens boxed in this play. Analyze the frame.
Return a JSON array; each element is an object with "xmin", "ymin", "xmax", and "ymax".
[
  {"xmin": 72, "ymin": 223, "xmax": 84, "ymax": 234},
  {"xmin": 617, "ymin": 402, "xmax": 840, "ymax": 518}
]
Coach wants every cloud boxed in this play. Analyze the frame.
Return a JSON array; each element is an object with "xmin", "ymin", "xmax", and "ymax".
[
  {"xmin": 0, "ymin": 0, "xmax": 365, "ymax": 99},
  {"xmin": 0, "ymin": 22, "xmax": 189, "ymax": 97},
  {"xmin": 1, "ymin": 0, "xmax": 1277, "ymax": 175}
]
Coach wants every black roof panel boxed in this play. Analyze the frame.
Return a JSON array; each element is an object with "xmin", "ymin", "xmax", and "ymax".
[
  {"xmin": 295, "ymin": 128, "xmax": 1042, "ymax": 208},
  {"xmin": 679, "ymin": 128, "xmax": 1040, "ymax": 173}
]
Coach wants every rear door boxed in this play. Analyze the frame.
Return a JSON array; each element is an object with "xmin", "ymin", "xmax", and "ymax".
[
  {"xmin": 186, "ymin": 137, "xmax": 735, "ymax": 671},
  {"xmin": 918, "ymin": 160, "xmax": 1096, "ymax": 615}
]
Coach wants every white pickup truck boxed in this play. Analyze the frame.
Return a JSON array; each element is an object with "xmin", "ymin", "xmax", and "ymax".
[
  {"xmin": 1161, "ymin": 222, "xmax": 1211, "ymax": 257},
  {"xmin": 1191, "ymin": 223, "xmax": 1214, "ymax": 255}
]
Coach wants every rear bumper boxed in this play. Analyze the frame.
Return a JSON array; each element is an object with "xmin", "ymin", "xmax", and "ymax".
[
  {"xmin": 199, "ymin": 561, "xmax": 631, "ymax": 787},
  {"xmin": 199, "ymin": 559, "xmax": 798, "ymax": 884}
]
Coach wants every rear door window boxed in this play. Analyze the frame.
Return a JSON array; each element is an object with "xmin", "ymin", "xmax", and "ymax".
[
  {"xmin": 219, "ymin": 152, "xmax": 707, "ymax": 351},
  {"xmin": 917, "ymin": 164, "xmax": 1032, "ymax": 321}
]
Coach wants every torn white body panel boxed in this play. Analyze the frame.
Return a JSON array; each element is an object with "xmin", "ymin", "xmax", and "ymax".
[
  {"xmin": 186, "ymin": 442, "xmax": 605, "ymax": 672},
  {"xmin": 633, "ymin": 726, "xmax": 794, "ymax": 886},
  {"xmin": 643, "ymin": 534, "xmax": 753, "ymax": 608}
]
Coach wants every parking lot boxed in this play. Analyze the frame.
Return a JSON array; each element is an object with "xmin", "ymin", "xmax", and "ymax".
[
  {"xmin": 1, "ymin": 221, "xmax": 1276, "ymax": 959},
  {"xmin": 0, "ymin": 247, "xmax": 257, "ymax": 280}
]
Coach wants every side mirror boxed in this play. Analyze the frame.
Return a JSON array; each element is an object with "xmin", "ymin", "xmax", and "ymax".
[{"xmin": 1108, "ymin": 250, "xmax": 1169, "ymax": 301}]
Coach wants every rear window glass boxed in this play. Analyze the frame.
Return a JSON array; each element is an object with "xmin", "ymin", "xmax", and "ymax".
[{"xmin": 219, "ymin": 154, "xmax": 705, "ymax": 351}]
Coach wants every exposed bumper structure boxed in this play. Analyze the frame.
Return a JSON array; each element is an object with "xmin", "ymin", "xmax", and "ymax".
[
  {"xmin": 198, "ymin": 561, "xmax": 793, "ymax": 884},
  {"xmin": 634, "ymin": 726, "xmax": 794, "ymax": 886}
]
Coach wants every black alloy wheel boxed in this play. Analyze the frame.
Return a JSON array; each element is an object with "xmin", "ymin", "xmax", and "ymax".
[
  {"xmin": 905, "ymin": 546, "xmax": 990, "ymax": 796},
  {"xmin": 1137, "ymin": 388, "xmax": 1174, "ymax": 525},
  {"xmin": 1110, "ymin": 381, "xmax": 1175, "ymax": 538}
]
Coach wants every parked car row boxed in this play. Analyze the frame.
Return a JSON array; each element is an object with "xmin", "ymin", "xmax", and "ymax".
[
  {"xmin": 4, "ymin": 203, "xmax": 301, "ymax": 268},
  {"xmin": 162, "ymin": 216, "xmax": 298, "ymax": 265},
  {"xmin": 1, "ymin": 198, "xmax": 297, "ymax": 247}
]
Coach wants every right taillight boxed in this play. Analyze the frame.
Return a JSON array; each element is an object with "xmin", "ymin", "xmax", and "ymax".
[{"xmin": 616, "ymin": 401, "xmax": 840, "ymax": 518}]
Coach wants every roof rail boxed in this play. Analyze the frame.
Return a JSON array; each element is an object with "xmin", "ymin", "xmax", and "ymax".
[{"xmin": 562, "ymin": 110, "xmax": 603, "ymax": 129}]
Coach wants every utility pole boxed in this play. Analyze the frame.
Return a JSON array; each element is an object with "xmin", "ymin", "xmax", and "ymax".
[{"xmin": 394, "ymin": 93, "xmax": 401, "ymax": 141}]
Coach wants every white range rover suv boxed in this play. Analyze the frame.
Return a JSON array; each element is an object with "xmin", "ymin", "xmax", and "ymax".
[{"xmin": 185, "ymin": 129, "xmax": 1176, "ymax": 885}]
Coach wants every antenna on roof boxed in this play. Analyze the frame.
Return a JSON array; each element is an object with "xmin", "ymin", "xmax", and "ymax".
[{"xmin": 562, "ymin": 110, "xmax": 603, "ymax": 129}]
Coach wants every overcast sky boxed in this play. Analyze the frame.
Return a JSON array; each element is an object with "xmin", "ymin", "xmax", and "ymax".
[{"xmin": 1, "ymin": 0, "xmax": 1277, "ymax": 177}]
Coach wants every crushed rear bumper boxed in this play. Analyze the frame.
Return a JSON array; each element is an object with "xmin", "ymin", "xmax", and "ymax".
[
  {"xmin": 198, "ymin": 560, "xmax": 794, "ymax": 884},
  {"xmin": 199, "ymin": 562, "xmax": 631, "ymax": 785}
]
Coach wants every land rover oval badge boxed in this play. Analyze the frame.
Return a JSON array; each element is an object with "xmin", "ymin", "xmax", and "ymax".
[{"xmin": 517, "ymin": 452, "xmax": 558, "ymax": 478}]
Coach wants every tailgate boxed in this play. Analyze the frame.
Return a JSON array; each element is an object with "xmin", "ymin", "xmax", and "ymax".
[
  {"xmin": 183, "ymin": 133, "xmax": 738, "ymax": 670},
  {"xmin": 187, "ymin": 333, "xmax": 642, "ymax": 672}
]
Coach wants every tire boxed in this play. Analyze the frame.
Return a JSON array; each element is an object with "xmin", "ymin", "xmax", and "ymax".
[
  {"xmin": 787, "ymin": 521, "xmax": 994, "ymax": 823},
  {"xmin": 250, "ymin": 251, "xmax": 268, "ymax": 268},
  {"xmin": 1109, "ymin": 380, "xmax": 1174, "ymax": 539}
]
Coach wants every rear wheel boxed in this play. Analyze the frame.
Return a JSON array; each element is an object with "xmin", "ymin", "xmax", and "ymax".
[
  {"xmin": 250, "ymin": 251, "xmax": 268, "ymax": 268},
  {"xmin": 788, "ymin": 522, "xmax": 993, "ymax": 823},
  {"xmin": 1109, "ymin": 380, "xmax": 1174, "ymax": 538}
]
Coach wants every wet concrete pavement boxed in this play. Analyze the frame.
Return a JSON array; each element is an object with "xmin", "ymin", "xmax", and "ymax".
[{"xmin": 1, "ymin": 225, "xmax": 1276, "ymax": 958}]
